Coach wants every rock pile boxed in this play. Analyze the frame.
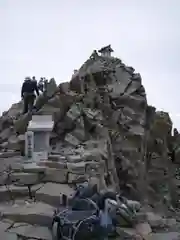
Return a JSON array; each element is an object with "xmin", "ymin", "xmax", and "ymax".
[
  {"xmin": 0, "ymin": 47, "xmax": 178, "ymax": 202},
  {"xmin": 0, "ymin": 46, "xmax": 179, "ymax": 239}
]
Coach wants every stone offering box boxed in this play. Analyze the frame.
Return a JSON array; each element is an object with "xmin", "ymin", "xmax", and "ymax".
[{"xmin": 27, "ymin": 115, "xmax": 54, "ymax": 162}]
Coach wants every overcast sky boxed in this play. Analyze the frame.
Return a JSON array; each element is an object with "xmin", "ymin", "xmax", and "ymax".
[{"xmin": 0, "ymin": 0, "xmax": 180, "ymax": 128}]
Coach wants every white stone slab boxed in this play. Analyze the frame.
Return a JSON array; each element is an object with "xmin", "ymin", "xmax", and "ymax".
[
  {"xmin": 28, "ymin": 122, "xmax": 53, "ymax": 131},
  {"xmin": 32, "ymin": 115, "xmax": 52, "ymax": 122},
  {"xmin": 28, "ymin": 115, "xmax": 53, "ymax": 131}
]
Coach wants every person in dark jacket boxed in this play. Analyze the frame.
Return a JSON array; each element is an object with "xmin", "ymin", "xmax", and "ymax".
[{"xmin": 21, "ymin": 77, "xmax": 39, "ymax": 114}]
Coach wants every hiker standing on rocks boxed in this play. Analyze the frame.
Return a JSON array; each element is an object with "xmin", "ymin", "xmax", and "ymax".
[
  {"xmin": 21, "ymin": 76, "xmax": 39, "ymax": 114},
  {"xmin": 38, "ymin": 77, "xmax": 48, "ymax": 94},
  {"xmin": 38, "ymin": 77, "xmax": 45, "ymax": 93}
]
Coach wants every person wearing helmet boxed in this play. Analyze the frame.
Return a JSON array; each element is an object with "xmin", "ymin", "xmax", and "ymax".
[{"xmin": 21, "ymin": 76, "xmax": 39, "ymax": 114}]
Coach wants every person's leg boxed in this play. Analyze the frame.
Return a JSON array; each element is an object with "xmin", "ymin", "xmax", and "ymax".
[
  {"xmin": 28, "ymin": 95, "xmax": 35, "ymax": 112},
  {"xmin": 23, "ymin": 95, "xmax": 29, "ymax": 114}
]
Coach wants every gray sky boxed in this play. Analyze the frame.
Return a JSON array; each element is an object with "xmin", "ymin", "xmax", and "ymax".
[{"xmin": 0, "ymin": 0, "xmax": 180, "ymax": 128}]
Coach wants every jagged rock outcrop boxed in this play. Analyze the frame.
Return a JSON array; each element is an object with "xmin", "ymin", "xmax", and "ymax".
[
  {"xmin": 52, "ymin": 54, "xmax": 148, "ymax": 196},
  {"xmin": 144, "ymin": 110, "xmax": 175, "ymax": 204},
  {"xmin": 0, "ymin": 48, "xmax": 178, "ymax": 205}
]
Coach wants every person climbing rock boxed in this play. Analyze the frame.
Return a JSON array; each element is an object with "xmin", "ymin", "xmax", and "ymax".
[
  {"xmin": 38, "ymin": 77, "xmax": 44, "ymax": 93},
  {"xmin": 21, "ymin": 77, "xmax": 39, "ymax": 114}
]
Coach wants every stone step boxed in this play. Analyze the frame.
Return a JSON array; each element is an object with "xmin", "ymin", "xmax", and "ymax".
[
  {"xmin": 67, "ymin": 162, "xmax": 86, "ymax": 174},
  {"xmin": 0, "ymin": 167, "xmax": 68, "ymax": 186},
  {"xmin": 0, "ymin": 202, "xmax": 54, "ymax": 227},
  {"xmin": 11, "ymin": 162, "xmax": 47, "ymax": 173},
  {"xmin": 7, "ymin": 223, "xmax": 52, "ymax": 240},
  {"xmin": 11, "ymin": 172, "xmax": 41, "ymax": 185},
  {"xmin": 0, "ymin": 184, "xmax": 43, "ymax": 202},
  {"xmin": 8, "ymin": 162, "xmax": 24, "ymax": 172},
  {"xmin": 0, "ymin": 152, "xmax": 20, "ymax": 158},
  {"xmin": 9, "ymin": 161, "xmax": 87, "ymax": 184},
  {"xmin": 38, "ymin": 160, "xmax": 67, "ymax": 169},
  {"xmin": 66, "ymin": 154, "xmax": 82, "ymax": 163},
  {"xmin": 48, "ymin": 154, "xmax": 67, "ymax": 162},
  {"xmin": 35, "ymin": 182, "xmax": 74, "ymax": 206},
  {"xmin": 22, "ymin": 163, "xmax": 47, "ymax": 173},
  {"xmin": 44, "ymin": 167, "xmax": 68, "ymax": 183},
  {"xmin": 67, "ymin": 172, "xmax": 87, "ymax": 184},
  {"xmin": 38, "ymin": 160, "xmax": 86, "ymax": 174},
  {"xmin": 9, "ymin": 165, "xmax": 86, "ymax": 185},
  {"xmin": 44, "ymin": 168, "xmax": 86, "ymax": 184}
]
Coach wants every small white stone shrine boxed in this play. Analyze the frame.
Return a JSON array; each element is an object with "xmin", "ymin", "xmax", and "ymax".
[
  {"xmin": 98, "ymin": 45, "xmax": 114, "ymax": 58},
  {"xmin": 26, "ymin": 115, "xmax": 54, "ymax": 162}
]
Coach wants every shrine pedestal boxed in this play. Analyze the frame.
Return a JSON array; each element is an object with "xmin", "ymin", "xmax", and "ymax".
[{"xmin": 26, "ymin": 115, "xmax": 54, "ymax": 162}]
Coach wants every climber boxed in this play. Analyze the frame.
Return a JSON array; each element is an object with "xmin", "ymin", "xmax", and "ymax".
[
  {"xmin": 43, "ymin": 78, "xmax": 48, "ymax": 93},
  {"xmin": 38, "ymin": 77, "xmax": 44, "ymax": 93},
  {"xmin": 32, "ymin": 76, "xmax": 37, "ymax": 82},
  {"xmin": 21, "ymin": 77, "xmax": 40, "ymax": 114}
]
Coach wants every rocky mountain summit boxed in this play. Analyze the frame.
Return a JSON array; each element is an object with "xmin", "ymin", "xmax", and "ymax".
[{"xmin": 0, "ymin": 46, "xmax": 180, "ymax": 239}]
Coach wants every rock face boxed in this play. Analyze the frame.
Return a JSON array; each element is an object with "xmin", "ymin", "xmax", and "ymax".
[
  {"xmin": 60, "ymin": 55, "xmax": 148, "ymax": 198},
  {"xmin": 0, "ymin": 48, "xmax": 178, "ymax": 206},
  {"xmin": 145, "ymin": 111, "xmax": 175, "ymax": 204}
]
